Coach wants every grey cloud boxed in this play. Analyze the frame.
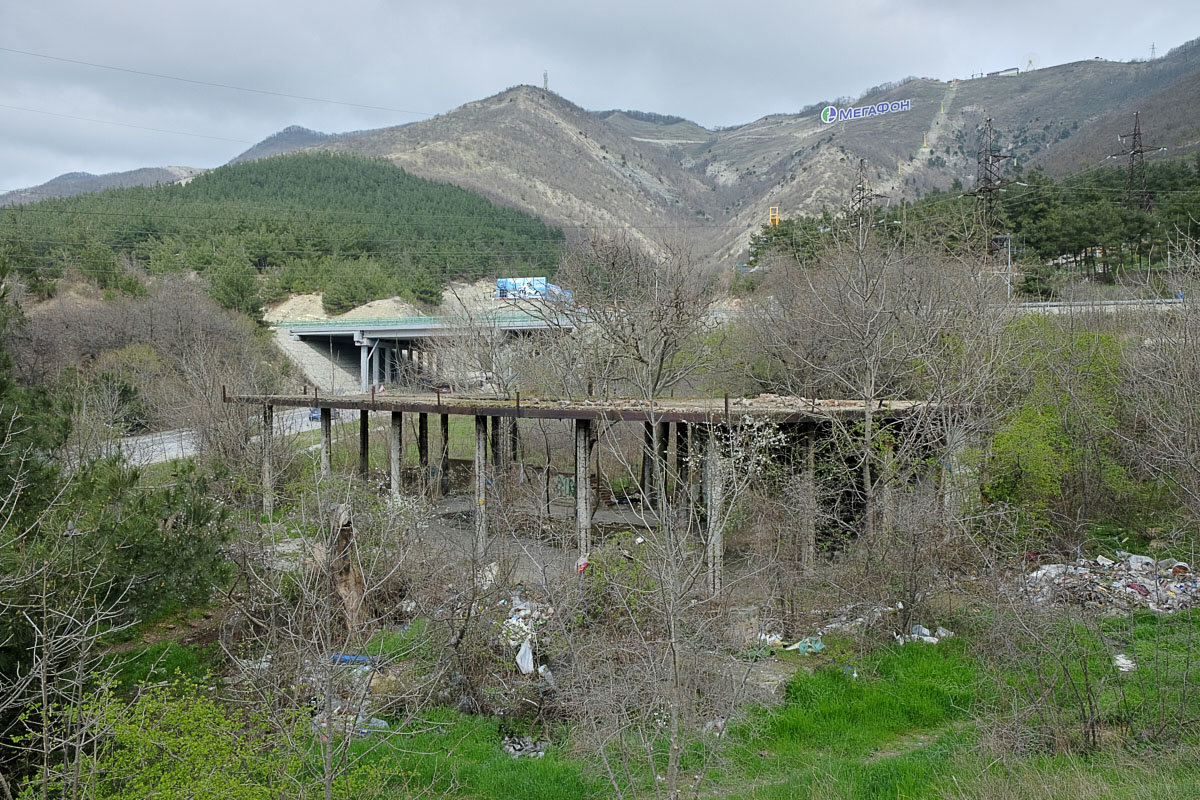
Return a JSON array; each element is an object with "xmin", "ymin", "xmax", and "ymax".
[{"xmin": 1, "ymin": 0, "xmax": 1198, "ymax": 188}]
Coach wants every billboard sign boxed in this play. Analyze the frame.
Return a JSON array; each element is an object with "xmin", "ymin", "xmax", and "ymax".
[{"xmin": 821, "ymin": 99, "xmax": 911, "ymax": 124}]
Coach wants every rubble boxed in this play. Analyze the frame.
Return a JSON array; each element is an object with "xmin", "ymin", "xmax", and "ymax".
[{"xmin": 1020, "ymin": 552, "xmax": 1198, "ymax": 614}]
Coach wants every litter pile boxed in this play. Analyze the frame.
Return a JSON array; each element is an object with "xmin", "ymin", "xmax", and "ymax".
[
  {"xmin": 896, "ymin": 624, "xmax": 955, "ymax": 645},
  {"xmin": 812, "ymin": 602, "xmax": 955, "ymax": 645},
  {"xmin": 1022, "ymin": 553, "xmax": 1195, "ymax": 613},
  {"xmin": 501, "ymin": 732, "xmax": 550, "ymax": 759},
  {"xmin": 757, "ymin": 632, "xmax": 827, "ymax": 653},
  {"xmin": 311, "ymin": 704, "xmax": 389, "ymax": 738},
  {"xmin": 499, "ymin": 591, "xmax": 554, "ymax": 675}
]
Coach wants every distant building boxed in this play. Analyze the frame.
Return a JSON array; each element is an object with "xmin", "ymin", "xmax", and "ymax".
[{"xmin": 987, "ymin": 67, "xmax": 1020, "ymax": 77}]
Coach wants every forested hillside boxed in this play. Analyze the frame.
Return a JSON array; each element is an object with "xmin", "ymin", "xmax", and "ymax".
[
  {"xmin": 749, "ymin": 154, "xmax": 1200, "ymax": 298},
  {"xmin": 0, "ymin": 152, "xmax": 565, "ymax": 313}
]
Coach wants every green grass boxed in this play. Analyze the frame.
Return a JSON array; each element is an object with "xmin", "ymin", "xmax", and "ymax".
[
  {"xmin": 104, "ymin": 641, "xmax": 222, "ymax": 691},
  {"xmin": 99, "ymin": 611, "xmax": 1197, "ymax": 799},
  {"xmin": 716, "ymin": 638, "xmax": 977, "ymax": 798},
  {"xmin": 325, "ymin": 709, "xmax": 600, "ymax": 799}
]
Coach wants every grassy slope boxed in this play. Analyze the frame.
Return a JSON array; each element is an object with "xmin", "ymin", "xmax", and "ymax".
[{"xmin": 110, "ymin": 609, "xmax": 1198, "ymax": 799}]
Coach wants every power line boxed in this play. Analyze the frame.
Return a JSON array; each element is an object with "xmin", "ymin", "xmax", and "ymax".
[
  {"xmin": 0, "ymin": 103, "xmax": 255, "ymax": 144},
  {"xmin": 0, "ymin": 45, "xmax": 433, "ymax": 117}
]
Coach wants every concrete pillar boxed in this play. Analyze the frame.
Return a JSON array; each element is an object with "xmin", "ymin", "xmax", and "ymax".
[
  {"xmin": 359, "ymin": 340, "xmax": 369, "ymax": 393},
  {"xmin": 383, "ymin": 345, "xmax": 392, "ymax": 384},
  {"xmin": 371, "ymin": 344, "xmax": 380, "ymax": 388},
  {"xmin": 358, "ymin": 409, "xmax": 369, "ymax": 477},
  {"xmin": 801, "ymin": 427, "xmax": 816, "ymax": 578},
  {"xmin": 417, "ymin": 413, "xmax": 429, "ymax": 486},
  {"xmin": 693, "ymin": 424, "xmax": 709, "ymax": 510},
  {"xmin": 655, "ymin": 420, "xmax": 669, "ymax": 507},
  {"xmin": 675, "ymin": 421, "xmax": 689, "ymax": 487},
  {"xmin": 262, "ymin": 404, "xmax": 274, "ymax": 515},
  {"xmin": 389, "ymin": 411, "xmax": 403, "ymax": 496},
  {"xmin": 320, "ymin": 407, "xmax": 332, "ymax": 479},
  {"xmin": 489, "ymin": 416, "xmax": 501, "ymax": 467},
  {"xmin": 509, "ymin": 416, "xmax": 520, "ymax": 462},
  {"xmin": 439, "ymin": 413, "xmax": 450, "ymax": 495},
  {"xmin": 474, "ymin": 415, "xmax": 488, "ymax": 562},
  {"xmin": 641, "ymin": 421, "xmax": 654, "ymax": 508},
  {"xmin": 703, "ymin": 424, "xmax": 725, "ymax": 596},
  {"xmin": 574, "ymin": 418, "xmax": 593, "ymax": 557}
]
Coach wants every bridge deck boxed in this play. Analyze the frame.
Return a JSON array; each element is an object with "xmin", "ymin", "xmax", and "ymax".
[{"xmin": 226, "ymin": 391, "xmax": 929, "ymax": 424}]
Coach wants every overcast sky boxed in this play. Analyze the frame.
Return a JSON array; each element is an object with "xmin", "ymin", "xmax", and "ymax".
[{"xmin": 3, "ymin": 1, "xmax": 1199, "ymax": 190}]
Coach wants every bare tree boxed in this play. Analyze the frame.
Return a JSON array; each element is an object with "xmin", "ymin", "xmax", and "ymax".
[
  {"xmin": 221, "ymin": 484, "xmax": 447, "ymax": 800},
  {"xmin": 748, "ymin": 203, "xmax": 1018, "ymax": 626},
  {"xmin": 1127, "ymin": 234, "xmax": 1200, "ymax": 525}
]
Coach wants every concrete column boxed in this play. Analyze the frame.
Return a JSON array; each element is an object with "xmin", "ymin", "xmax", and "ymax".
[
  {"xmin": 383, "ymin": 345, "xmax": 392, "ymax": 384},
  {"xmin": 509, "ymin": 416, "xmax": 520, "ymax": 461},
  {"xmin": 389, "ymin": 411, "xmax": 403, "ymax": 496},
  {"xmin": 359, "ymin": 340, "xmax": 369, "ymax": 393},
  {"xmin": 371, "ymin": 344, "xmax": 380, "ymax": 388},
  {"xmin": 675, "ymin": 421, "xmax": 689, "ymax": 487},
  {"xmin": 262, "ymin": 404, "xmax": 274, "ymax": 515},
  {"xmin": 417, "ymin": 413, "xmax": 429, "ymax": 486},
  {"xmin": 320, "ymin": 407, "xmax": 332, "ymax": 479},
  {"xmin": 703, "ymin": 425, "xmax": 724, "ymax": 596},
  {"xmin": 574, "ymin": 418, "xmax": 593, "ymax": 557},
  {"xmin": 474, "ymin": 415, "xmax": 488, "ymax": 563},
  {"xmin": 641, "ymin": 421, "xmax": 654, "ymax": 508},
  {"xmin": 801, "ymin": 427, "xmax": 816, "ymax": 578},
  {"xmin": 693, "ymin": 424, "xmax": 709, "ymax": 509},
  {"xmin": 655, "ymin": 421, "xmax": 669, "ymax": 508},
  {"xmin": 439, "ymin": 413, "xmax": 450, "ymax": 495},
  {"xmin": 489, "ymin": 416, "xmax": 501, "ymax": 467},
  {"xmin": 358, "ymin": 409, "xmax": 369, "ymax": 477}
]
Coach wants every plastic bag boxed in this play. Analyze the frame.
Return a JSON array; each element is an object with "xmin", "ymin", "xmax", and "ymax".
[{"xmin": 516, "ymin": 638, "xmax": 535, "ymax": 674}]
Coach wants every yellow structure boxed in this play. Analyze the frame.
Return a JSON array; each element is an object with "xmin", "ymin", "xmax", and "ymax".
[{"xmin": 769, "ymin": 206, "xmax": 780, "ymax": 226}]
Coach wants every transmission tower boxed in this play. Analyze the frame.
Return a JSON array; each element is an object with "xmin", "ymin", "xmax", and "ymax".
[
  {"xmin": 1112, "ymin": 111, "xmax": 1162, "ymax": 213},
  {"xmin": 971, "ymin": 118, "xmax": 1010, "ymax": 246},
  {"xmin": 849, "ymin": 159, "xmax": 883, "ymax": 221}
]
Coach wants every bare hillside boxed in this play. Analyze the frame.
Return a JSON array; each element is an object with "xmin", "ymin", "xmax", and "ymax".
[{"xmin": 11, "ymin": 38, "xmax": 1200, "ymax": 265}]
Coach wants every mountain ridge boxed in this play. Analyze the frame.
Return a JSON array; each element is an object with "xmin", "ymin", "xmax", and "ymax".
[{"xmin": 9, "ymin": 39, "xmax": 1200, "ymax": 264}]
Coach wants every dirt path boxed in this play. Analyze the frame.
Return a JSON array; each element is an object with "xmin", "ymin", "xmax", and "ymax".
[{"xmin": 887, "ymin": 82, "xmax": 959, "ymax": 191}]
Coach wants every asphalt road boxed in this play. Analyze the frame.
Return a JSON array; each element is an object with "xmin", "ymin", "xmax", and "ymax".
[{"xmin": 119, "ymin": 407, "xmax": 325, "ymax": 467}]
